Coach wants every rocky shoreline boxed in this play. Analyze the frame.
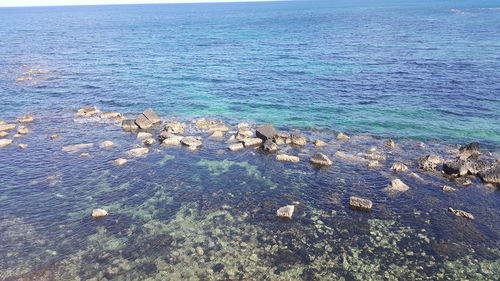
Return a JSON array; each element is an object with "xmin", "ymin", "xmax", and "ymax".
[{"xmin": 1, "ymin": 106, "xmax": 499, "ymax": 222}]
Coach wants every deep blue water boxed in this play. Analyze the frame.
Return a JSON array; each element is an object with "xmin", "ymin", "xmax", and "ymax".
[{"xmin": 0, "ymin": 0, "xmax": 499, "ymax": 147}]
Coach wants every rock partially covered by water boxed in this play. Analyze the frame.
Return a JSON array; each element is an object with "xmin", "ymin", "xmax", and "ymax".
[
  {"xmin": 276, "ymin": 205, "xmax": 294, "ymax": 219},
  {"xmin": 18, "ymin": 143, "xmax": 27, "ymax": 149},
  {"xmin": 478, "ymin": 165, "xmax": 500, "ymax": 184},
  {"xmin": 181, "ymin": 136, "xmax": 202, "ymax": 150},
  {"xmin": 0, "ymin": 131, "xmax": 7, "ymax": 138},
  {"xmin": 113, "ymin": 158, "xmax": 128, "ymax": 166},
  {"xmin": 0, "ymin": 139, "xmax": 13, "ymax": 147},
  {"xmin": 313, "ymin": 139, "xmax": 328, "ymax": 147},
  {"xmin": 137, "ymin": 132, "xmax": 152, "ymax": 139},
  {"xmin": 443, "ymin": 155, "xmax": 492, "ymax": 176},
  {"xmin": 164, "ymin": 122, "xmax": 185, "ymax": 135},
  {"xmin": 263, "ymin": 140, "xmax": 278, "ymax": 152},
  {"xmin": 99, "ymin": 112, "xmax": 122, "ymax": 119},
  {"xmin": 458, "ymin": 142, "xmax": 481, "ymax": 159},
  {"xmin": 75, "ymin": 106, "xmax": 99, "ymax": 117},
  {"xmin": 384, "ymin": 178, "xmax": 409, "ymax": 192},
  {"xmin": 122, "ymin": 119, "xmax": 139, "ymax": 131},
  {"xmin": 418, "ymin": 155, "xmax": 443, "ymax": 171},
  {"xmin": 210, "ymin": 131, "xmax": 224, "ymax": 138},
  {"xmin": 128, "ymin": 147, "xmax": 149, "ymax": 157},
  {"xmin": 100, "ymin": 140, "xmax": 115, "ymax": 148},
  {"xmin": 336, "ymin": 132, "xmax": 350, "ymax": 141},
  {"xmin": 17, "ymin": 114, "xmax": 34, "ymax": 123},
  {"xmin": 135, "ymin": 109, "xmax": 161, "ymax": 129},
  {"xmin": 161, "ymin": 134, "xmax": 184, "ymax": 146},
  {"xmin": 0, "ymin": 123, "xmax": 16, "ymax": 131},
  {"xmin": 391, "ymin": 162, "xmax": 409, "ymax": 173},
  {"xmin": 61, "ymin": 143, "xmax": 93, "ymax": 153},
  {"xmin": 228, "ymin": 143, "xmax": 244, "ymax": 151},
  {"xmin": 92, "ymin": 208, "xmax": 108, "ymax": 218},
  {"xmin": 385, "ymin": 139, "xmax": 396, "ymax": 148},
  {"xmin": 290, "ymin": 134, "xmax": 307, "ymax": 146},
  {"xmin": 310, "ymin": 152, "xmax": 333, "ymax": 166},
  {"xmin": 448, "ymin": 207, "xmax": 474, "ymax": 220},
  {"xmin": 442, "ymin": 185, "xmax": 456, "ymax": 192},
  {"xmin": 276, "ymin": 154, "xmax": 300, "ymax": 163},
  {"xmin": 143, "ymin": 138, "xmax": 156, "ymax": 146},
  {"xmin": 237, "ymin": 127, "xmax": 253, "ymax": 139},
  {"xmin": 242, "ymin": 138, "xmax": 262, "ymax": 147},
  {"xmin": 349, "ymin": 196, "xmax": 372, "ymax": 211},
  {"xmin": 255, "ymin": 124, "xmax": 276, "ymax": 142}
]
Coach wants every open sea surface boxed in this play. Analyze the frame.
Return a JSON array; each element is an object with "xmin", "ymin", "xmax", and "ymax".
[{"xmin": 0, "ymin": 0, "xmax": 499, "ymax": 280}]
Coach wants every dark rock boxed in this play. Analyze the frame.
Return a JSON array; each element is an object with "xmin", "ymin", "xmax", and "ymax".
[
  {"xmin": 459, "ymin": 142, "xmax": 480, "ymax": 154},
  {"xmin": 142, "ymin": 109, "xmax": 161, "ymax": 124},
  {"xmin": 443, "ymin": 155, "xmax": 493, "ymax": 176},
  {"xmin": 263, "ymin": 140, "xmax": 278, "ymax": 152},
  {"xmin": 255, "ymin": 124, "xmax": 276, "ymax": 142},
  {"xmin": 478, "ymin": 164, "xmax": 500, "ymax": 184},
  {"xmin": 122, "ymin": 119, "xmax": 139, "ymax": 131},
  {"xmin": 443, "ymin": 159, "xmax": 468, "ymax": 176},
  {"xmin": 418, "ymin": 155, "xmax": 443, "ymax": 171},
  {"xmin": 349, "ymin": 196, "xmax": 372, "ymax": 211}
]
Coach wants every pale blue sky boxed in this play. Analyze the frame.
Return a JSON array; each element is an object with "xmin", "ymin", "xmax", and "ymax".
[{"xmin": 0, "ymin": 0, "xmax": 280, "ymax": 7}]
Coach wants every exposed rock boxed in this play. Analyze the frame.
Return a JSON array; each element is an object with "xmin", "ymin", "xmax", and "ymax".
[
  {"xmin": 455, "ymin": 178, "xmax": 472, "ymax": 186},
  {"xmin": 50, "ymin": 134, "xmax": 58, "ymax": 140},
  {"xmin": 443, "ymin": 156, "xmax": 492, "ymax": 176},
  {"xmin": 336, "ymin": 132, "xmax": 350, "ymax": 141},
  {"xmin": 313, "ymin": 139, "xmax": 328, "ymax": 147},
  {"xmin": 164, "ymin": 122, "xmax": 185, "ymax": 134},
  {"xmin": 135, "ymin": 114, "xmax": 153, "ymax": 129},
  {"xmin": 367, "ymin": 160, "xmax": 380, "ymax": 168},
  {"xmin": 255, "ymin": 124, "xmax": 276, "ymax": 142},
  {"xmin": 61, "ymin": 143, "xmax": 93, "ymax": 152},
  {"xmin": 226, "ymin": 135, "xmax": 237, "ymax": 143},
  {"xmin": 137, "ymin": 132, "xmax": 153, "ymax": 139},
  {"xmin": 18, "ymin": 143, "xmax": 27, "ymax": 149},
  {"xmin": 92, "ymin": 208, "xmax": 108, "ymax": 218},
  {"xmin": 385, "ymin": 139, "xmax": 396, "ymax": 148},
  {"xmin": 208, "ymin": 124, "xmax": 230, "ymax": 132},
  {"xmin": 237, "ymin": 127, "xmax": 253, "ymax": 139},
  {"xmin": 0, "ymin": 121, "xmax": 5, "ymax": 125},
  {"xmin": 13, "ymin": 134, "xmax": 22, "ymax": 138},
  {"xmin": 276, "ymin": 154, "xmax": 300, "ymax": 163},
  {"xmin": 478, "ymin": 165, "xmax": 500, "ymax": 184},
  {"xmin": 276, "ymin": 205, "xmax": 294, "ymax": 219},
  {"xmin": 290, "ymin": 134, "xmax": 307, "ymax": 146},
  {"xmin": 459, "ymin": 142, "xmax": 480, "ymax": 156},
  {"xmin": 349, "ymin": 196, "xmax": 372, "ymax": 211},
  {"xmin": 161, "ymin": 135, "xmax": 183, "ymax": 146},
  {"xmin": 442, "ymin": 185, "xmax": 456, "ymax": 192},
  {"xmin": 17, "ymin": 114, "xmax": 34, "ymax": 123},
  {"xmin": 181, "ymin": 136, "xmax": 202, "ymax": 150},
  {"xmin": 76, "ymin": 106, "xmax": 99, "ymax": 117},
  {"xmin": 310, "ymin": 152, "xmax": 333, "ymax": 166},
  {"xmin": 113, "ymin": 158, "xmax": 128, "ymax": 166},
  {"xmin": 443, "ymin": 159, "xmax": 468, "ymax": 176},
  {"xmin": 242, "ymin": 138, "xmax": 263, "ymax": 147},
  {"xmin": 0, "ymin": 139, "xmax": 13, "ymax": 147},
  {"xmin": 210, "ymin": 131, "xmax": 224, "ymax": 138},
  {"xmin": 410, "ymin": 172, "xmax": 425, "ymax": 181},
  {"xmin": 0, "ymin": 131, "xmax": 8, "ymax": 138},
  {"xmin": 143, "ymin": 138, "xmax": 156, "ymax": 146},
  {"xmin": 418, "ymin": 155, "xmax": 443, "ymax": 171},
  {"xmin": 194, "ymin": 118, "xmax": 214, "ymax": 128},
  {"xmin": 121, "ymin": 119, "xmax": 139, "ymax": 131},
  {"xmin": 448, "ymin": 208, "xmax": 474, "ymax": 220},
  {"xmin": 366, "ymin": 147, "xmax": 377, "ymax": 153},
  {"xmin": 99, "ymin": 112, "xmax": 122, "ymax": 119},
  {"xmin": 228, "ymin": 143, "xmax": 244, "ymax": 151},
  {"xmin": 0, "ymin": 124, "xmax": 16, "ymax": 131},
  {"xmin": 273, "ymin": 133, "xmax": 289, "ymax": 145},
  {"xmin": 142, "ymin": 108, "xmax": 161, "ymax": 124},
  {"xmin": 100, "ymin": 141, "xmax": 115, "ymax": 148},
  {"xmin": 390, "ymin": 162, "xmax": 409, "ymax": 173},
  {"xmin": 80, "ymin": 153, "xmax": 90, "ymax": 157},
  {"xmin": 384, "ymin": 179, "xmax": 409, "ymax": 192},
  {"xmin": 364, "ymin": 153, "xmax": 386, "ymax": 161},
  {"xmin": 128, "ymin": 147, "xmax": 149, "ymax": 157},
  {"xmin": 263, "ymin": 140, "xmax": 278, "ymax": 152}
]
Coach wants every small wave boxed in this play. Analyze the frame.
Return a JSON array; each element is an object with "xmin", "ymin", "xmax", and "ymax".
[{"xmin": 449, "ymin": 9, "xmax": 471, "ymax": 15}]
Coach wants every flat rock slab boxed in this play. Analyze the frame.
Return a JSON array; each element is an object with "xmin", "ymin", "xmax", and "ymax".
[
  {"xmin": 276, "ymin": 154, "xmax": 300, "ymax": 163},
  {"xmin": 135, "ymin": 114, "xmax": 153, "ymax": 129},
  {"xmin": 310, "ymin": 152, "xmax": 333, "ymax": 166},
  {"xmin": 349, "ymin": 196, "xmax": 372, "ymax": 211},
  {"xmin": 142, "ymin": 109, "xmax": 161, "ymax": 124},
  {"xmin": 92, "ymin": 208, "xmax": 108, "ymax": 218},
  {"xmin": 181, "ymin": 136, "xmax": 202, "ymax": 148},
  {"xmin": 242, "ymin": 138, "xmax": 263, "ymax": 147},
  {"xmin": 256, "ymin": 124, "xmax": 276, "ymax": 142},
  {"xmin": 128, "ymin": 147, "xmax": 149, "ymax": 157},
  {"xmin": 137, "ymin": 132, "xmax": 153, "ymax": 139},
  {"xmin": 17, "ymin": 114, "xmax": 34, "ymax": 123},
  {"xmin": 62, "ymin": 143, "xmax": 93, "ymax": 153},
  {"xmin": 100, "ymin": 141, "xmax": 115, "ymax": 148},
  {"xmin": 122, "ymin": 119, "xmax": 139, "ymax": 131},
  {"xmin": 161, "ymin": 136, "xmax": 183, "ymax": 146},
  {"xmin": 0, "ymin": 124, "xmax": 16, "ymax": 131},
  {"xmin": 228, "ymin": 143, "xmax": 244, "ymax": 151},
  {"xmin": 276, "ymin": 205, "xmax": 295, "ymax": 219},
  {"xmin": 448, "ymin": 208, "xmax": 474, "ymax": 219},
  {"xmin": 0, "ymin": 139, "xmax": 13, "ymax": 147},
  {"xmin": 113, "ymin": 158, "xmax": 128, "ymax": 166}
]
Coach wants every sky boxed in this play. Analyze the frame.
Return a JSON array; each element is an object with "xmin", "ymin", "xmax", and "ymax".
[{"xmin": 0, "ymin": 0, "xmax": 280, "ymax": 7}]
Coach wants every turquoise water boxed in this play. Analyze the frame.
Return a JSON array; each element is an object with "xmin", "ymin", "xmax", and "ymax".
[
  {"xmin": 0, "ymin": 0, "xmax": 499, "ymax": 147},
  {"xmin": 0, "ymin": 1, "xmax": 500, "ymax": 280}
]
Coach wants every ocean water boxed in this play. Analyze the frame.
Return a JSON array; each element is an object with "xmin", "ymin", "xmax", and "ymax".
[{"xmin": 0, "ymin": 1, "xmax": 500, "ymax": 280}]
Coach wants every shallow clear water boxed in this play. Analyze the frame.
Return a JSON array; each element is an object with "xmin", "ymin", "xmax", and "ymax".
[{"xmin": 0, "ymin": 0, "xmax": 499, "ymax": 280}]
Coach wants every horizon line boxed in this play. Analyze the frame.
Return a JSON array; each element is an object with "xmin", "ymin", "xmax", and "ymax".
[{"xmin": 0, "ymin": 0, "xmax": 288, "ymax": 8}]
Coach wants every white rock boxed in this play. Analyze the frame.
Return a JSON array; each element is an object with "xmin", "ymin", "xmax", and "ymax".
[
  {"xmin": 62, "ymin": 143, "xmax": 93, "ymax": 152},
  {"xmin": 0, "ymin": 139, "xmax": 13, "ymax": 147},
  {"xmin": 100, "ymin": 140, "xmax": 115, "ymax": 148},
  {"xmin": 18, "ymin": 143, "xmax": 27, "ymax": 149},
  {"xmin": 276, "ymin": 154, "xmax": 300, "ymax": 163},
  {"xmin": 92, "ymin": 208, "xmax": 108, "ymax": 218},
  {"xmin": 128, "ymin": 147, "xmax": 149, "ymax": 157},
  {"xmin": 384, "ymin": 178, "xmax": 409, "ymax": 192},
  {"xmin": 17, "ymin": 114, "xmax": 34, "ymax": 123},
  {"xmin": 113, "ymin": 158, "xmax": 128, "ymax": 166},
  {"xmin": 276, "ymin": 205, "xmax": 295, "ymax": 219},
  {"xmin": 242, "ymin": 138, "xmax": 263, "ymax": 147},
  {"xmin": 137, "ymin": 132, "xmax": 152, "ymax": 139},
  {"xmin": 228, "ymin": 143, "xmax": 244, "ymax": 151},
  {"xmin": 0, "ymin": 124, "xmax": 16, "ymax": 131}
]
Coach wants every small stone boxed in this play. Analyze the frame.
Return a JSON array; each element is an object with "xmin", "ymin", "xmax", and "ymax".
[
  {"xmin": 92, "ymin": 208, "xmax": 108, "ymax": 218},
  {"xmin": 0, "ymin": 131, "xmax": 8, "ymax": 138},
  {"xmin": 80, "ymin": 153, "xmax": 90, "ymax": 157},
  {"xmin": 62, "ymin": 143, "xmax": 93, "ymax": 152},
  {"xmin": 276, "ymin": 154, "xmax": 300, "ymax": 163},
  {"xmin": 290, "ymin": 134, "xmax": 307, "ymax": 146},
  {"xmin": 137, "ymin": 132, "xmax": 153, "ymax": 139},
  {"xmin": 161, "ymin": 136, "xmax": 183, "ymax": 146},
  {"xmin": 255, "ymin": 124, "xmax": 276, "ymax": 142},
  {"xmin": 313, "ymin": 139, "xmax": 328, "ymax": 147},
  {"xmin": 228, "ymin": 143, "xmax": 244, "ymax": 151},
  {"xmin": 242, "ymin": 137, "xmax": 263, "ymax": 147},
  {"xmin": 276, "ymin": 205, "xmax": 295, "ymax": 219},
  {"xmin": 128, "ymin": 147, "xmax": 149, "ymax": 157},
  {"xmin": 13, "ymin": 134, "xmax": 22, "ymax": 138},
  {"xmin": 143, "ymin": 138, "xmax": 156, "ymax": 146},
  {"xmin": 442, "ymin": 185, "xmax": 456, "ymax": 192},
  {"xmin": 0, "ymin": 124, "xmax": 16, "ymax": 131},
  {"xmin": 263, "ymin": 140, "xmax": 278, "ymax": 152},
  {"xmin": 336, "ymin": 132, "xmax": 350, "ymax": 141},
  {"xmin": 0, "ymin": 139, "xmax": 13, "ymax": 147},
  {"xmin": 385, "ymin": 139, "xmax": 396, "ymax": 148},
  {"xmin": 367, "ymin": 160, "xmax": 379, "ymax": 168},
  {"xmin": 391, "ymin": 162, "xmax": 409, "ymax": 172},
  {"xmin": 210, "ymin": 131, "xmax": 224, "ymax": 138},
  {"xmin": 75, "ymin": 106, "xmax": 99, "ymax": 117},
  {"xmin": 349, "ymin": 196, "xmax": 372, "ymax": 211},
  {"xmin": 448, "ymin": 208, "xmax": 474, "ymax": 220},
  {"xmin": 181, "ymin": 136, "xmax": 202, "ymax": 149},
  {"xmin": 113, "ymin": 158, "xmax": 128, "ymax": 166},
  {"xmin": 17, "ymin": 114, "xmax": 34, "ymax": 123},
  {"xmin": 384, "ymin": 178, "xmax": 409, "ymax": 192},
  {"xmin": 99, "ymin": 112, "xmax": 122, "ymax": 119},
  {"xmin": 50, "ymin": 134, "xmax": 58, "ymax": 140},
  {"xmin": 310, "ymin": 152, "xmax": 333, "ymax": 166},
  {"xmin": 18, "ymin": 143, "xmax": 27, "ymax": 149},
  {"xmin": 195, "ymin": 247, "xmax": 204, "ymax": 256},
  {"xmin": 366, "ymin": 147, "xmax": 377, "ymax": 153},
  {"xmin": 100, "ymin": 141, "xmax": 115, "ymax": 148}
]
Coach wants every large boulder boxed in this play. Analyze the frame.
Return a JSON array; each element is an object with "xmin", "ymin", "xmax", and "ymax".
[
  {"xmin": 142, "ymin": 109, "xmax": 161, "ymax": 124},
  {"xmin": 135, "ymin": 109, "xmax": 161, "ymax": 129},
  {"xmin": 418, "ymin": 155, "xmax": 443, "ymax": 171},
  {"xmin": 349, "ymin": 196, "xmax": 372, "ymax": 211},
  {"xmin": 122, "ymin": 119, "xmax": 139, "ymax": 131},
  {"xmin": 92, "ymin": 208, "xmax": 108, "ymax": 218},
  {"xmin": 76, "ymin": 106, "xmax": 99, "ymax": 117},
  {"xmin": 161, "ymin": 134, "xmax": 184, "ymax": 146},
  {"xmin": 384, "ymin": 178, "xmax": 409, "ymax": 192},
  {"xmin": 181, "ymin": 136, "xmax": 202, "ymax": 150},
  {"xmin": 255, "ymin": 124, "xmax": 276, "ymax": 142},
  {"xmin": 276, "ymin": 205, "xmax": 295, "ymax": 219},
  {"xmin": 443, "ymin": 155, "xmax": 493, "ymax": 176},
  {"xmin": 310, "ymin": 152, "xmax": 333, "ymax": 166}
]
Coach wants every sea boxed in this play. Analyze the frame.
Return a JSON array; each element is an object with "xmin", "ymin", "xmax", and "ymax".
[{"xmin": 0, "ymin": 0, "xmax": 499, "ymax": 280}]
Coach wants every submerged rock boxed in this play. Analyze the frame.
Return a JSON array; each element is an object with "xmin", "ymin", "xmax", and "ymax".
[
  {"xmin": 335, "ymin": 151, "xmax": 367, "ymax": 163},
  {"xmin": 61, "ymin": 143, "xmax": 93, "ymax": 152},
  {"xmin": 143, "ymin": 138, "xmax": 156, "ymax": 146},
  {"xmin": 290, "ymin": 134, "xmax": 307, "ymax": 146},
  {"xmin": 418, "ymin": 155, "xmax": 443, "ymax": 171},
  {"xmin": 364, "ymin": 153, "xmax": 386, "ymax": 161},
  {"xmin": 367, "ymin": 160, "xmax": 380, "ymax": 168},
  {"xmin": 228, "ymin": 143, "xmax": 244, "ymax": 151},
  {"xmin": 390, "ymin": 162, "xmax": 409, "ymax": 173},
  {"xmin": 478, "ymin": 165, "xmax": 500, "ymax": 184},
  {"xmin": 17, "ymin": 114, "xmax": 34, "ymax": 123},
  {"xmin": 121, "ymin": 119, "xmax": 139, "ymax": 131},
  {"xmin": 448, "ymin": 208, "xmax": 474, "ymax": 220},
  {"xmin": 113, "ymin": 158, "xmax": 128, "ymax": 166},
  {"xmin": 385, "ymin": 139, "xmax": 396, "ymax": 148},
  {"xmin": 276, "ymin": 205, "xmax": 295, "ymax": 219},
  {"xmin": 313, "ymin": 139, "xmax": 328, "ymax": 147},
  {"xmin": 92, "ymin": 208, "xmax": 108, "ymax": 218},
  {"xmin": 0, "ymin": 123, "xmax": 16, "ymax": 131},
  {"xmin": 349, "ymin": 196, "xmax": 372, "ymax": 211},
  {"xmin": 100, "ymin": 140, "xmax": 115, "ymax": 148},
  {"xmin": 310, "ymin": 152, "xmax": 333, "ymax": 166},
  {"xmin": 207, "ymin": 124, "xmax": 230, "ymax": 133},
  {"xmin": 128, "ymin": 147, "xmax": 149, "ymax": 157},
  {"xmin": 0, "ymin": 139, "xmax": 13, "ymax": 147},
  {"xmin": 384, "ymin": 178, "xmax": 409, "ymax": 192},
  {"xmin": 276, "ymin": 154, "xmax": 300, "ymax": 163},
  {"xmin": 255, "ymin": 124, "xmax": 276, "ymax": 142},
  {"xmin": 164, "ymin": 122, "xmax": 185, "ymax": 135},
  {"xmin": 50, "ymin": 134, "xmax": 58, "ymax": 140},
  {"xmin": 80, "ymin": 153, "xmax": 90, "ymax": 157},
  {"xmin": 75, "ymin": 106, "xmax": 99, "ymax": 117},
  {"xmin": 263, "ymin": 140, "xmax": 278, "ymax": 152},
  {"xmin": 336, "ymin": 132, "xmax": 350, "ymax": 141},
  {"xmin": 442, "ymin": 185, "xmax": 456, "ymax": 192},
  {"xmin": 210, "ymin": 131, "xmax": 224, "ymax": 138},
  {"xmin": 242, "ymin": 137, "xmax": 263, "ymax": 147},
  {"xmin": 18, "ymin": 143, "xmax": 27, "ymax": 149}
]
